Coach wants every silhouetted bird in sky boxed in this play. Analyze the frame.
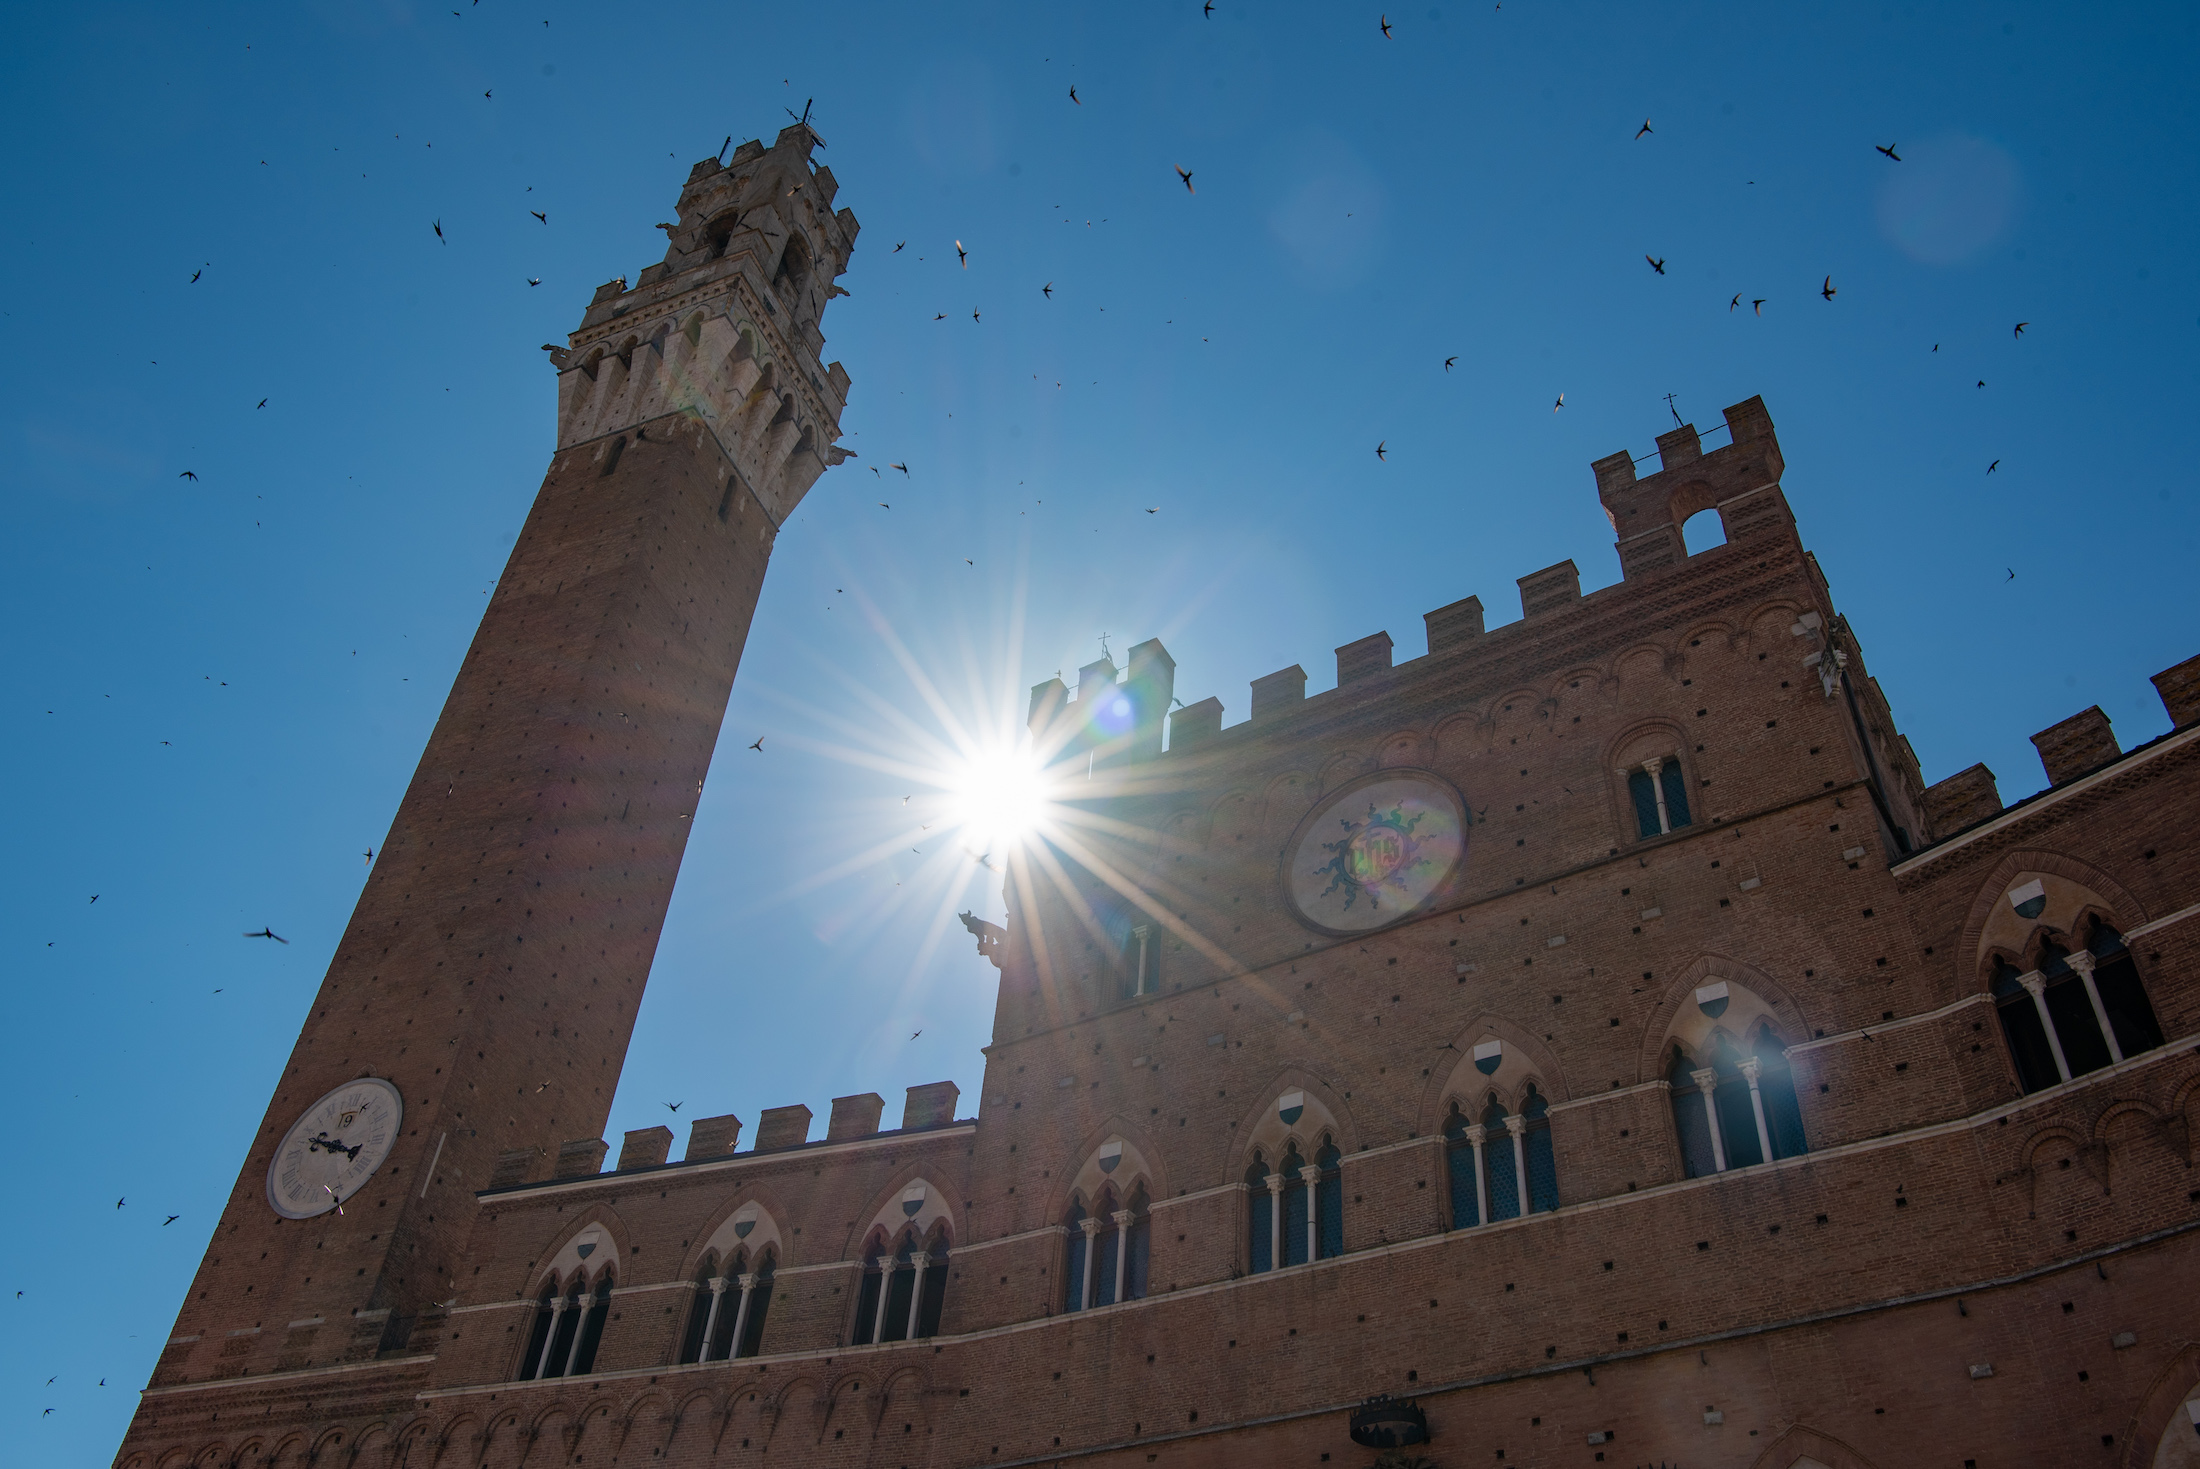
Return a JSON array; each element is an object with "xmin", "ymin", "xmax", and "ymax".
[
  {"xmin": 2014, "ymin": 321, "xmax": 2028, "ymax": 339},
  {"xmin": 1176, "ymin": 165, "xmax": 1195, "ymax": 193},
  {"xmin": 1821, "ymin": 276, "xmax": 1836, "ymax": 299},
  {"xmin": 1646, "ymin": 255, "xmax": 1665, "ymax": 274},
  {"xmin": 1069, "ymin": 85, "xmax": 1080, "ymax": 104},
  {"xmin": 664, "ymin": 1101, "xmax": 682, "ymax": 1112},
  {"xmin": 748, "ymin": 737, "xmax": 764, "ymax": 751},
  {"xmin": 163, "ymin": 1215, "xmax": 180, "ymax": 1226},
  {"xmin": 1444, "ymin": 356, "xmax": 1457, "ymax": 370},
  {"xmin": 531, "ymin": 210, "xmax": 546, "ymax": 223},
  {"xmin": 1375, "ymin": 441, "xmax": 1387, "ymax": 460},
  {"xmin": 189, "ymin": 267, "xmax": 202, "ymax": 283},
  {"xmin": 245, "ymin": 927, "xmax": 289, "ymax": 944},
  {"xmin": 178, "ymin": 470, "xmax": 198, "ymax": 481},
  {"xmin": 1381, "ymin": 14, "xmax": 1393, "ymax": 36},
  {"xmin": 1043, "ymin": 282, "xmax": 1054, "ymax": 297},
  {"xmin": 1636, "ymin": 119, "xmax": 1653, "ymax": 139},
  {"xmin": 432, "ymin": 219, "xmax": 444, "ymax": 244},
  {"xmin": 1987, "ymin": 460, "xmax": 1999, "ymax": 474},
  {"xmin": 955, "ymin": 240, "xmax": 967, "ymax": 268}
]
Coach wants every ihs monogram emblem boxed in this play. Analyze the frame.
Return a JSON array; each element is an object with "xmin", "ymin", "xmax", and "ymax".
[{"xmin": 1314, "ymin": 802, "xmax": 1428, "ymax": 912}]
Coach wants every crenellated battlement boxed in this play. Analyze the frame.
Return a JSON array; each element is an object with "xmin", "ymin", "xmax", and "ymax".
[
  {"xmin": 1594, "ymin": 395, "xmax": 1789, "ymax": 581},
  {"xmin": 546, "ymin": 124, "xmax": 861, "ymax": 526}
]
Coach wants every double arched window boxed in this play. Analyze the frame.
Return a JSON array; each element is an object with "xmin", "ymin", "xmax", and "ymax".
[
  {"xmin": 677, "ymin": 1247, "xmax": 776, "ymax": 1364},
  {"xmin": 1992, "ymin": 920, "xmax": 2165, "ymax": 1093},
  {"xmin": 1444, "ymin": 1084, "xmax": 1559, "ymax": 1226},
  {"xmin": 518, "ymin": 1269, "xmax": 612, "ymax": 1380},
  {"xmin": 1062, "ymin": 1184, "xmax": 1151, "ymax": 1310},
  {"xmin": 852, "ymin": 1225, "xmax": 949, "ymax": 1345},
  {"xmin": 1245, "ymin": 1137, "xmax": 1343, "ymax": 1273},
  {"xmin": 1628, "ymin": 756, "xmax": 1693, "ymax": 838},
  {"xmin": 1669, "ymin": 1027, "xmax": 1808, "ymax": 1177}
]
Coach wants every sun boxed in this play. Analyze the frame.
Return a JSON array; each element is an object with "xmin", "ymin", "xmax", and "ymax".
[{"xmin": 945, "ymin": 741, "xmax": 1054, "ymax": 856}]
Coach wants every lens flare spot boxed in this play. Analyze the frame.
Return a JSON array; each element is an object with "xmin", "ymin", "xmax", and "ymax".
[{"xmin": 947, "ymin": 743, "xmax": 1052, "ymax": 854}]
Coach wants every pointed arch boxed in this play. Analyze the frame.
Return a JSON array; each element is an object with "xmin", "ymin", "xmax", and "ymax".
[
  {"xmin": 1636, "ymin": 955, "xmax": 1811, "ymax": 1083},
  {"xmin": 1223, "ymin": 1068, "xmax": 1360, "ymax": 1172},
  {"xmin": 1416, "ymin": 1014, "xmax": 1570, "ymax": 1136},
  {"xmin": 1051, "ymin": 1120, "xmax": 1170, "ymax": 1221}
]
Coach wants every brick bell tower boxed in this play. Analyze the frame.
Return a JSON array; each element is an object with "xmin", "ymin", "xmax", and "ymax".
[{"xmin": 132, "ymin": 126, "xmax": 858, "ymax": 1393}]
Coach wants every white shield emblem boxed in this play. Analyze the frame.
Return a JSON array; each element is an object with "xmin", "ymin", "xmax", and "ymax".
[
  {"xmin": 1472, "ymin": 1039, "xmax": 1503, "ymax": 1076},
  {"xmin": 1695, "ymin": 981, "xmax": 1731, "ymax": 1019},
  {"xmin": 732, "ymin": 1203, "xmax": 757, "ymax": 1239},
  {"xmin": 1277, "ymin": 1091, "xmax": 1305, "ymax": 1126},
  {"xmin": 901, "ymin": 1182, "xmax": 927, "ymax": 1218},
  {"xmin": 2008, "ymin": 879, "xmax": 2047, "ymax": 920},
  {"xmin": 1097, "ymin": 1140, "xmax": 1123, "ymax": 1174}
]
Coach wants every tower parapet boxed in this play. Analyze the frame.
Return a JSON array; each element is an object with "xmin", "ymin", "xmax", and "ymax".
[
  {"xmin": 549, "ymin": 125, "xmax": 860, "ymax": 527},
  {"xmin": 1595, "ymin": 395, "xmax": 1789, "ymax": 580}
]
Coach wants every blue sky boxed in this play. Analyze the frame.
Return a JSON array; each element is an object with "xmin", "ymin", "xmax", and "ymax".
[{"xmin": 4, "ymin": 0, "xmax": 2196, "ymax": 1449}]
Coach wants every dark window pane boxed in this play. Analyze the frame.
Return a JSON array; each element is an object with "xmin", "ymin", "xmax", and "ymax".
[
  {"xmin": 915, "ymin": 1252, "xmax": 946, "ymax": 1337},
  {"xmin": 1093, "ymin": 1222, "xmax": 1120, "ymax": 1306},
  {"xmin": 2094, "ymin": 956, "xmax": 2164, "ymax": 1056},
  {"xmin": 1661, "ymin": 760, "xmax": 1692, "ymax": 829},
  {"xmin": 881, "ymin": 1262, "xmax": 915, "ymax": 1342},
  {"xmin": 1124, "ymin": 1217, "xmax": 1151, "ymax": 1300},
  {"xmin": 571, "ymin": 1280, "xmax": 611, "ymax": 1375},
  {"xmin": 2045, "ymin": 977, "xmax": 2113, "ymax": 1076},
  {"xmin": 1249, "ymin": 1189, "xmax": 1272, "ymax": 1274},
  {"xmin": 1672, "ymin": 1085, "xmax": 1718, "ymax": 1178},
  {"xmin": 1630, "ymin": 770, "xmax": 1660, "ymax": 837},
  {"xmin": 543, "ymin": 1286, "xmax": 583, "ymax": 1377},
  {"xmin": 1715, "ymin": 1078, "xmax": 1764, "ymax": 1167},
  {"xmin": 853, "ymin": 1266, "xmax": 882, "ymax": 1344},
  {"xmin": 520, "ymin": 1289, "xmax": 556, "ymax": 1379},
  {"xmin": 1484, "ymin": 1130, "xmax": 1521, "ymax": 1220},
  {"xmin": 1316, "ymin": 1144, "xmax": 1344, "ymax": 1259},
  {"xmin": 1996, "ymin": 996, "xmax": 2060, "ymax": 1092},
  {"xmin": 1282, "ymin": 1178, "xmax": 1309, "ymax": 1266},
  {"xmin": 1448, "ymin": 1140, "xmax": 1481, "ymax": 1227},
  {"xmin": 740, "ymin": 1266, "xmax": 775, "ymax": 1357},
  {"xmin": 1757, "ymin": 1062, "xmax": 1809, "ymax": 1159}
]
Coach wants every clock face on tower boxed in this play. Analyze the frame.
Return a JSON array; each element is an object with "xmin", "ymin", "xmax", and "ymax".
[{"xmin": 266, "ymin": 1078, "xmax": 404, "ymax": 1219}]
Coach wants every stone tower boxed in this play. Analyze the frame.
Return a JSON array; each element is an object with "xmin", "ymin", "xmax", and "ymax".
[{"xmin": 132, "ymin": 125, "xmax": 857, "ymax": 1393}]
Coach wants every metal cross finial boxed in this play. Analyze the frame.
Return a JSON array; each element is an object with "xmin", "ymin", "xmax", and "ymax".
[
  {"xmin": 1097, "ymin": 633, "xmax": 1112, "ymax": 660},
  {"xmin": 1664, "ymin": 392, "xmax": 1683, "ymax": 428}
]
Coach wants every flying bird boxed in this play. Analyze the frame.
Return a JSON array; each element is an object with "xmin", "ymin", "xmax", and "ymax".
[
  {"xmin": 1730, "ymin": 294, "xmax": 1741, "ymax": 311},
  {"xmin": 663, "ymin": 1101, "xmax": 683, "ymax": 1113},
  {"xmin": 1375, "ymin": 440, "xmax": 1387, "ymax": 460},
  {"xmin": 955, "ymin": 240, "xmax": 967, "ymax": 268},
  {"xmin": 1069, "ymin": 85, "xmax": 1080, "ymax": 104},
  {"xmin": 89, "ymin": 895, "xmax": 98, "ymax": 903},
  {"xmin": 1753, "ymin": 299, "xmax": 1765, "ymax": 315},
  {"xmin": 890, "ymin": 461, "xmax": 908, "ymax": 474},
  {"xmin": 483, "ymin": 89, "xmax": 491, "ymax": 99},
  {"xmin": 1876, "ymin": 143, "xmax": 1901, "ymax": 161},
  {"xmin": 244, "ymin": 927, "xmax": 289, "ymax": 944},
  {"xmin": 163, "ymin": 1215, "xmax": 180, "ymax": 1226},
  {"xmin": 1444, "ymin": 355, "xmax": 1457, "ymax": 370},
  {"xmin": 1206, "ymin": 0, "xmax": 1215, "ymax": 11},
  {"xmin": 892, "ymin": 240, "xmax": 906, "ymax": 252},
  {"xmin": 748, "ymin": 737, "xmax": 764, "ymax": 751},
  {"xmin": 2014, "ymin": 321, "xmax": 2028, "ymax": 339},
  {"xmin": 363, "ymin": 849, "xmax": 374, "ymax": 865},
  {"xmin": 1175, "ymin": 165, "xmax": 1194, "ymax": 193},
  {"xmin": 933, "ymin": 313, "xmax": 946, "ymax": 320},
  {"xmin": 972, "ymin": 307, "xmax": 981, "ymax": 322},
  {"xmin": 1381, "ymin": 14, "xmax": 1393, "ymax": 36},
  {"xmin": 178, "ymin": 470, "xmax": 198, "ymax": 481},
  {"xmin": 1821, "ymin": 276, "xmax": 1836, "ymax": 299},
  {"xmin": 526, "ymin": 278, "xmax": 540, "ymax": 286},
  {"xmin": 1977, "ymin": 379, "xmax": 1986, "ymax": 388},
  {"xmin": 256, "ymin": 398, "xmax": 267, "ymax": 408},
  {"xmin": 1635, "ymin": 119, "xmax": 1653, "ymax": 139},
  {"xmin": 116, "ymin": 1197, "xmax": 125, "ymax": 1209},
  {"xmin": 2007, "ymin": 568, "xmax": 2016, "ymax": 580},
  {"xmin": 189, "ymin": 267, "xmax": 202, "ymax": 283},
  {"xmin": 912, "ymin": 1030, "xmax": 922, "ymax": 1039},
  {"xmin": 1146, "ymin": 507, "xmax": 1159, "ymax": 513},
  {"xmin": 1646, "ymin": 255, "xmax": 1665, "ymax": 274},
  {"xmin": 1043, "ymin": 282, "xmax": 1053, "ymax": 297},
  {"xmin": 1987, "ymin": 460, "xmax": 1999, "ymax": 474},
  {"xmin": 530, "ymin": 210, "xmax": 546, "ymax": 223},
  {"xmin": 432, "ymin": 219, "xmax": 445, "ymax": 244},
  {"xmin": 878, "ymin": 502, "xmax": 891, "ymax": 508},
  {"xmin": 1552, "ymin": 393, "xmax": 1565, "ymax": 411}
]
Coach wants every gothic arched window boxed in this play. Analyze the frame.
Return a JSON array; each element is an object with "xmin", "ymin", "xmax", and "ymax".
[
  {"xmin": 2040, "ymin": 943, "xmax": 2115, "ymax": 1077},
  {"xmin": 853, "ymin": 1227, "xmax": 946, "ymax": 1344},
  {"xmin": 1751, "ymin": 1028, "xmax": 1810, "ymax": 1161},
  {"xmin": 520, "ymin": 1280, "xmax": 558, "ymax": 1379},
  {"xmin": 678, "ymin": 1258, "xmax": 716, "ymax": 1365},
  {"xmin": 569, "ymin": 1273, "xmax": 612, "ymax": 1376},
  {"xmin": 1062, "ymin": 1199, "xmax": 1089, "ymax": 1309}
]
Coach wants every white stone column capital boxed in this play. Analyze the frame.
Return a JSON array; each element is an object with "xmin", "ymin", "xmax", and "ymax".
[
  {"xmin": 707, "ymin": 1276, "xmax": 729, "ymax": 1297},
  {"xmin": 1111, "ymin": 1208, "xmax": 1136, "ymax": 1228},
  {"xmin": 1079, "ymin": 1215, "xmax": 1103, "ymax": 1238},
  {"xmin": 1464, "ymin": 1123, "xmax": 1488, "ymax": 1146},
  {"xmin": 1502, "ymin": 1114, "xmax": 1527, "ymax": 1140},
  {"xmin": 1738, "ymin": 1055, "xmax": 1763, "ymax": 1085},
  {"xmin": 1690, "ymin": 1066, "xmax": 1719, "ymax": 1091},
  {"xmin": 2063, "ymin": 948, "xmax": 2098, "ymax": 977},
  {"xmin": 736, "ymin": 1272, "xmax": 759, "ymax": 1292},
  {"xmin": 1264, "ymin": 1172, "xmax": 1287, "ymax": 1195},
  {"xmin": 1296, "ymin": 1164, "xmax": 1323, "ymax": 1185}
]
